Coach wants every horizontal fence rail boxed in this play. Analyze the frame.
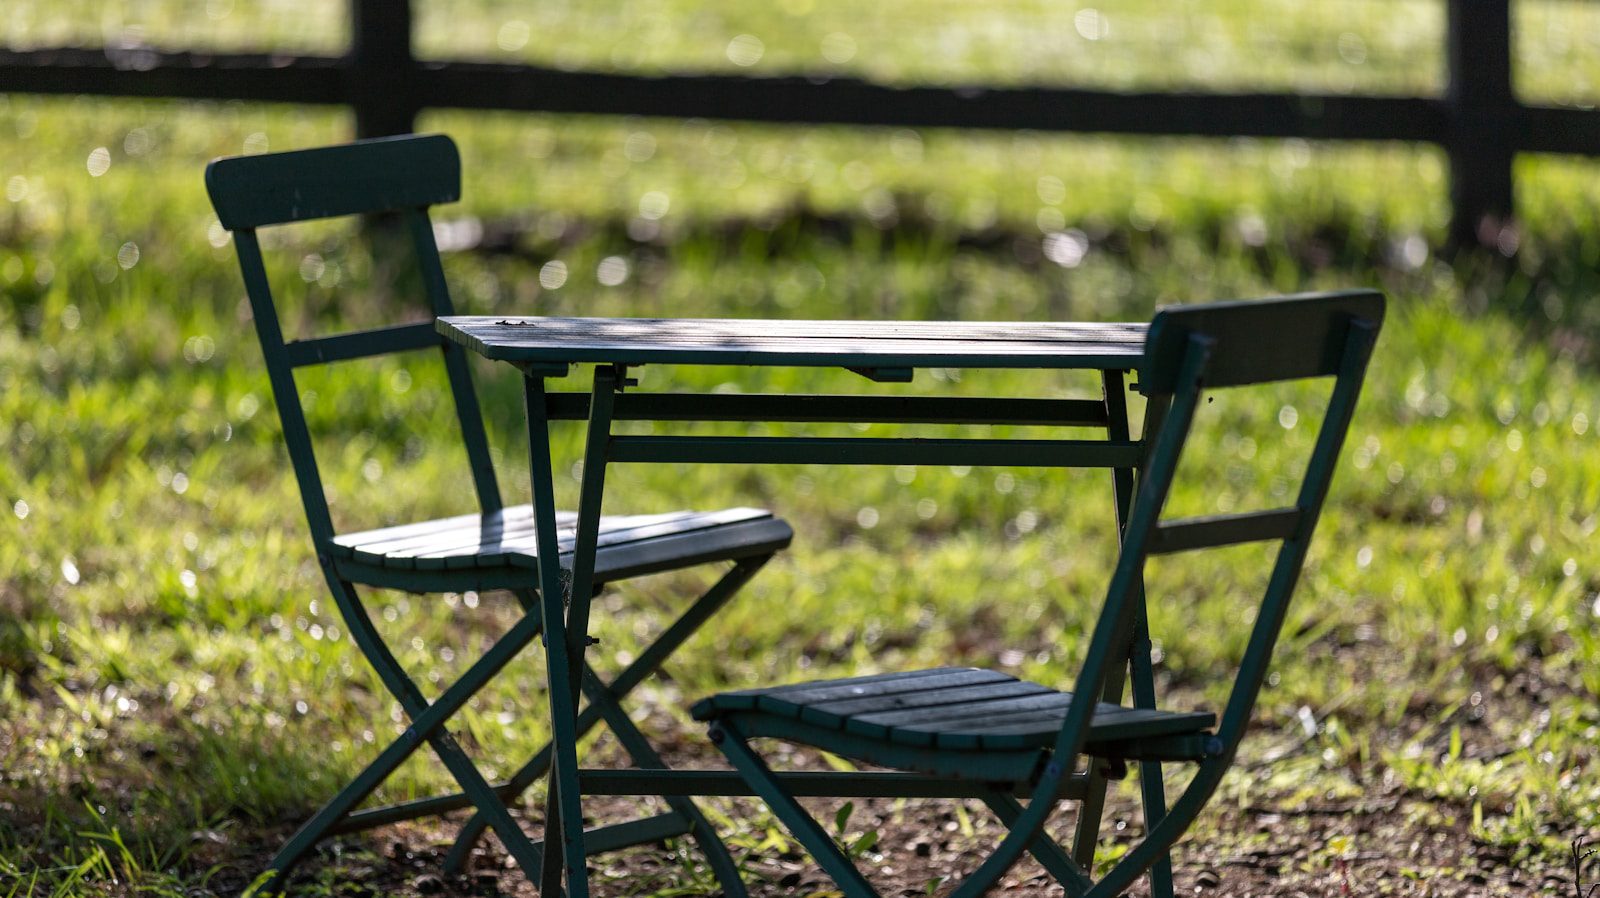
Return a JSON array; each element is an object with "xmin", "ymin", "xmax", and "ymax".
[{"xmin": 1, "ymin": 0, "xmax": 1591, "ymax": 246}]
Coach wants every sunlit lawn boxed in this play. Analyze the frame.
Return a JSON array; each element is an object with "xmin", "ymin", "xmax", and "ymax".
[{"xmin": 2, "ymin": 2, "xmax": 1600, "ymax": 896}]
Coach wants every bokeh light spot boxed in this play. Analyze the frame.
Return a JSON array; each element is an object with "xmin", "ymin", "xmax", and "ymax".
[
  {"xmin": 821, "ymin": 32, "xmax": 857, "ymax": 64},
  {"xmin": 540, "ymin": 260, "xmax": 568, "ymax": 289},
  {"xmin": 727, "ymin": 34, "xmax": 765, "ymax": 67},
  {"xmin": 498, "ymin": 20, "xmax": 530, "ymax": 52},
  {"xmin": 1075, "ymin": 9, "xmax": 1108, "ymax": 41},
  {"xmin": 597, "ymin": 255, "xmax": 630, "ymax": 286},
  {"xmin": 87, "ymin": 147, "xmax": 111, "ymax": 177}
]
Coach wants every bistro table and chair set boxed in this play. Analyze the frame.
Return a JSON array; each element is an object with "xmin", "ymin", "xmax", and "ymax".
[{"xmin": 207, "ymin": 134, "xmax": 1383, "ymax": 897}]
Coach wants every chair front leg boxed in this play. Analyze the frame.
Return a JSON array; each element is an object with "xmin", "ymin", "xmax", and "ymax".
[
  {"xmin": 980, "ymin": 791, "xmax": 1093, "ymax": 896},
  {"xmin": 711, "ymin": 721, "xmax": 881, "ymax": 898}
]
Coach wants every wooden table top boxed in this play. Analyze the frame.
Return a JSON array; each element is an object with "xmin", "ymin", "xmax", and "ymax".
[{"xmin": 438, "ymin": 316, "xmax": 1148, "ymax": 371}]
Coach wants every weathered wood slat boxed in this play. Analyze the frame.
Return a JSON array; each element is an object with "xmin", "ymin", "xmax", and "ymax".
[
  {"xmin": 1142, "ymin": 290, "xmax": 1384, "ymax": 391},
  {"xmin": 329, "ymin": 503, "xmax": 561, "ymax": 549},
  {"xmin": 913, "ymin": 702, "xmax": 1206, "ymax": 735},
  {"xmin": 763, "ymin": 669, "xmax": 1009, "ymax": 710},
  {"xmin": 336, "ymin": 508, "xmax": 754, "ymax": 556},
  {"xmin": 449, "ymin": 329, "xmax": 1143, "ymax": 351},
  {"xmin": 834, "ymin": 682, "xmax": 1055, "ymax": 741},
  {"xmin": 856, "ymin": 688, "xmax": 1080, "ymax": 727},
  {"xmin": 587, "ymin": 518, "xmax": 795, "ymax": 580},
  {"xmin": 411, "ymin": 509, "xmax": 749, "ymax": 558},
  {"xmin": 327, "ymin": 506, "xmax": 782, "ymax": 572},
  {"xmin": 412, "ymin": 509, "xmax": 772, "ymax": 570},
  {"xmin": 915, "ymin": 707, "xmax": 1212, "ymax": 751},
  {"xmin": 205, "ymin": 132, "xmax": 460, "ymax": 228},
  {"xmin": 699, "ymin": 668, "xmax": 977, "ymax": 714},
  {"xmin": 789, "ymin": 672, "xmax": 1025, "ymax": 730},
  {"xmin": 696, "ymin": 668, "xmax": 1214, "ymax": 755},
  {"xmin": 458, "ymin": 317, "xmax": 1147, "ymax": 341},
  {"xmin": 815, "ymin": 679, "xmax": 1051, "ymax": 717},
  {"xmin": 344, "ymin": 509, "xmax": 709, "ymax": 562},
  {"xmin": 438, "ymin": 316, "xmax": 1147, "ymax": 370}
]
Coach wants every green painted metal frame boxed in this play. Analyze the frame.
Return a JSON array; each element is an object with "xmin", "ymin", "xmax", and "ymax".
[
  {"xmin": 461, "ymin": 328, "xmax": 1161, "ymax": 898},
  {"xmin": 698, "ymin": 291, "xmax": 1383, "ymax": 897},
  {"xmin": 205, "ymin": 134, "xmax": 788, "ymax": 896}
]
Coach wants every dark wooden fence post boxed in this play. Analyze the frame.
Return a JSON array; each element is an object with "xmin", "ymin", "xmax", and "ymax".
[
  {"xmin": 349, "ymin": 0, "xmax": 418, "ymax": 139},
  {"xmin": 1446, "ymin": 0, "xmax": 1516, "ymax": 249}
]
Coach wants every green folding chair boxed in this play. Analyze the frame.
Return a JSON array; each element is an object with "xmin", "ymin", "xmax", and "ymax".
[
  {"xmin": 694, "ymin": 291, "xmax": 1383, "ymax": 897},
  {"xmin": 205, "ymin": 133, "xmax": 792, "ymax": 892}
]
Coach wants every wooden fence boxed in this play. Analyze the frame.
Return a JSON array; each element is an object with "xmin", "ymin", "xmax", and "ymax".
[{"xmin": 3, "ymin": 0, "xmax": 1596, "ymax": 246}]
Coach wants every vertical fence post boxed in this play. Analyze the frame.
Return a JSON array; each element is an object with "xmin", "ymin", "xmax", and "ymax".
[
  {"xmin": 349, "ymin": 0, "xmax": 418, "ymax": 139},
  {"xmin": 1446, "ymin": 0, "xmax": 1516, "ymax": 249}
]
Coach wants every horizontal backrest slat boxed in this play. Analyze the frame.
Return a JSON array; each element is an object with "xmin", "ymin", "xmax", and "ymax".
[
  {"xmin": 1142, "ymin": 290, "xmax": 1384, "ymax": 392},
  {"xmin": 283, "ymin": 321, "xmax": 442, "ymax": 368},
  {"xmin": 1147, "ymin": 507, "xmax": 1302, "ymax": 555},
  {"xmin": 205, "ymin": 133, "xmax": 460, "ymax": 229}
]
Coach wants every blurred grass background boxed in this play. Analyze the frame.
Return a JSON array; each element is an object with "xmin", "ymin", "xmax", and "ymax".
[{"xmin": 1, "ymin": 1, "xmax": 1599, "ymax": 895}]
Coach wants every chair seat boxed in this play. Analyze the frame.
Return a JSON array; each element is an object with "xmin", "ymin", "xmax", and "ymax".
[
  {"xmin": 327, "ymin": 505, "xmax": 792, "ymax": 581},
  {"xmin": 693, "ymin": 667, "xmax": 1214, "ymax": 754}
]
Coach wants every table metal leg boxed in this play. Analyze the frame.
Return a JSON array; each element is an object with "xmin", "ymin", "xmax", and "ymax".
[
  {"xmin": 1070, "ymin": 371, "xmax": 1173, "ymax": 898},
  {"xmin": 524, "ymin": 374, "xmax": 590, "ymax": 897},
  {"xmin": 442, "ymin": 556, "xmax": 772, "ymax": 874},
  {"xmin": 1123, "ymin": 385, "xmax": 1176, "ymax": 898}
]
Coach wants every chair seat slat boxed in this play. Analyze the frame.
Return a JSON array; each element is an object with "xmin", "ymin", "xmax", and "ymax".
[
  {"xmin": 327, "ymin": 507, "xmax": 783, "ymax": 577},
  {"xmin": 345, "ymin": 509, "xmax": 702, "ymax": 560},
  {"xmin": 695, "ymin": 669, "xmax": 1213, "ymax": 756},
  {"xmin": 407, "ymin": 509, "xmax": 756, "ymax": 560},
  {"xmin": 815, "ymin": 679, "xmax": 1052, "ymax": 718},
  {"xmin": 330, "ymin": 507, "xmax": 773, "ymax": 564},
  {"xmin": 753, "ymin": 669, "xmax": 1010, "ymax": 716}
]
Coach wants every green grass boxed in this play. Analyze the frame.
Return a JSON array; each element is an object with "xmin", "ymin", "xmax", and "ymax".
[{"xmin": 3, "ymin": 3, "xmax": 1600, "ymax": 895}]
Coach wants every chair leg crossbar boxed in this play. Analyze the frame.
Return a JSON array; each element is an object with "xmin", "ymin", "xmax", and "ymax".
[{"xmin": 262, "ymin": 556, "xmax": 771, "ymax": 896}]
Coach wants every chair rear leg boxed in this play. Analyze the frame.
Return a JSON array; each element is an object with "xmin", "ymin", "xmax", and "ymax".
[
  {"xmin": 1070, "ymin": 368, "xmax": 1148, "ymax": 881},
  {"xmin": 1127, "ymin": 614, "xmax": 1175, "ymax": 898},
  {"xmin": 981, "ymin": 792, "xmax": 1093, "ymax": 896},
  {"xmin": 443, "ymin": 556, "xmax": 771, "ymax": 873},
  {"xmin": 1073, "ymin": 613, "xmax": 1174, "ymax": 897},
  {"xmin": 577, "ymin": 668, "xmax": 748, "ymax": 898}
]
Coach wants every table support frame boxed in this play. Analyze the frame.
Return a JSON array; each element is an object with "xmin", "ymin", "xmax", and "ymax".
[{"xmin": 495, "ymin": 363, "xmax": 1167, "ymax": 898}]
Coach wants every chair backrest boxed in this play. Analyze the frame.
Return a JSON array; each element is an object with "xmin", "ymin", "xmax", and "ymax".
[
  {"xmin": 205, "ymin": 133, "xmax": 500, "ymax": 546},
  {"xmin": 1056, "ymin": 289, "xmax": 1384, "ymax": 763}
]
